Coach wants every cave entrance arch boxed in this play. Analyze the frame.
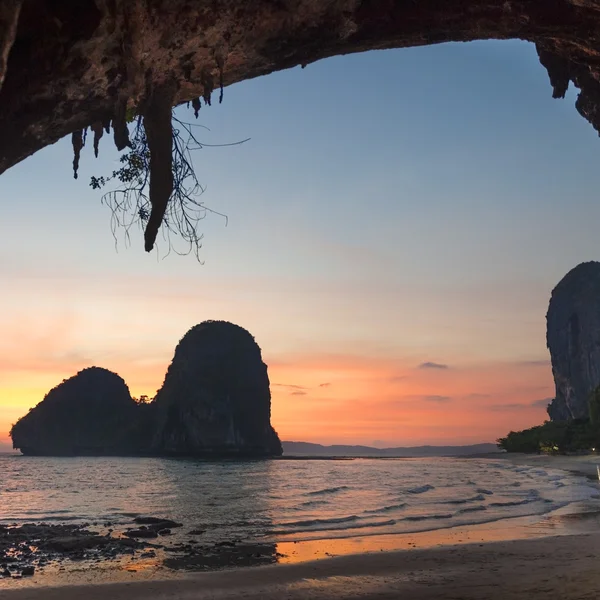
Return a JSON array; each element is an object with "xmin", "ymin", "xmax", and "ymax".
[{"xmin": 1, "ymin": 1, "xmax": 599, "ymax": 251}]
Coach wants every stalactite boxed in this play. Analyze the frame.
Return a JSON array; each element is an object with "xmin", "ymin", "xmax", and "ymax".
[
  {"xmin": 91, "ymin": 122, "xmax": 104, "ymax": 158},
  {"xmin": 71, "ymin": 130, "xmax": 84, "ymax": 179},
  {"xmin": 200, "ymin": 69, "xmax": 214, "ymax": 106},
  {"xmin": 112, "ymin": 97, "xmax": 131, "ymax": 151},
  {"xmin": 142, "ymin": 81, "xmax": 178, "ymax": 252},
  {"xmin": 192, "ymin": 97, "xmax": 201, "ymax": 118}
]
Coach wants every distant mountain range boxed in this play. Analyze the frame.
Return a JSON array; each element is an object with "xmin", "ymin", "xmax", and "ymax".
[
  {"xmin": 281, "ymin": 441, "xmax": 501, "ymax": 457},
  {"xmin": 1, "ymin": 440, "xmax": 501, "ymax": 457}
]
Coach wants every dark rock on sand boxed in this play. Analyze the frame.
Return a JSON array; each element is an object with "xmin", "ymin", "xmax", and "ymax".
[
  {"xmin": 9, "ymin": 367, "xmax": 139, "ymax": 455},
  {"xmin": 133, "ymin": 517, "xmax": 182, "ymax": 529},
  {"xmin": 163, "ymin": 542, "xmax": 279, "ymax": 570},
  {"xmin": 44, "ymin": 535, "xmax": 111, "ymax": 552},
  {"xmin": 0, "ymin": 522, "xmax": 153, "ymax": 577},
  {"xmin": 151, "ymin": 321, "xmax": 282, "ymax": 456},
  {"xmin": 547, "ymin": 262, "xmax": 600, "ymax": 420},
  {"xmin": 124, "ymin": 529, "xmax": 159, "ymax": 539}
]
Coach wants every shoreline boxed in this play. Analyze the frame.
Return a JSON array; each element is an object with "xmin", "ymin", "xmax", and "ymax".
[
  {"xmin": 4, "ymin": 500, "xmax": 600, "ymax": 590},
  {"xmin": 5, "ymin": 531, "xmax": 600, "ymax": 599},
  {"xmin": 3, "ymin": 453, "xmax": 600, "ymax": 595},
  {"xmin": 479, "ymin": 451, "xmax": 600, "ymax": 480}
]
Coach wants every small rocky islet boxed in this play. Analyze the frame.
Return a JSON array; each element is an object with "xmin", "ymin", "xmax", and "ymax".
[{"xmin": 9, "ymin": 320, "xmax": 282, "ymax": 458}]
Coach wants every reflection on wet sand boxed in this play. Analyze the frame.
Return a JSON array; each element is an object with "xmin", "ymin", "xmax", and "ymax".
[{"xmin": 276, "ymin": 508, "xmax": 599, "ymax": 564}]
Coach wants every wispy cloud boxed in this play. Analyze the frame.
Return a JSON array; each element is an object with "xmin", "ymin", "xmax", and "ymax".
[
  {"xmin": 389, "ymin": 375, "xmax": 408, "ymax": 382},
  {"xmin": 418, "ymin": 362, "xmax": 449, "ymax": 370},
  {"xmin": 291, "ymin": 391, "xmax": 307, "ymax": 396},
  {"xmin": 422, "ymin": 395, "xmax": 452, "ymax": 403},
  {"xmin": 489, "ymin": 399, "xmax": 550, "ymax": 412},
  {"xmin": 319, "ymin": 382, "xmax": 331, "ymax": 388},
  {"xmin": 516, "ymin": 360, "xmax": 551, "ymax": 368},
  {"xmin": 489, "ymin": 403, "xmax": 527, "ymax": 412},
  {"xmin": 273, "ymin": 383, "xmax": 308, "ymax": 391}
]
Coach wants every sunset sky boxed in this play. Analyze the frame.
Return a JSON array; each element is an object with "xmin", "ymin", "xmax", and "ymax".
[{"xmin": 2, "ymin": 40, "xmax": 600, "ymax": 450}]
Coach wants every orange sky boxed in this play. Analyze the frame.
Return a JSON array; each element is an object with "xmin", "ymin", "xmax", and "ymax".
[
  {"xmin": 0, "ymin": 336, "xmax": 553, "ymax": 449},
  {"xmin": 5, "ymin": 40, "xmax": 593, "ymax": 451}
]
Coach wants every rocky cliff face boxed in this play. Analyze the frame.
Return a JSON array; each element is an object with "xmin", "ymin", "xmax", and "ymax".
[
  {"xmin": 10, "ymin": 322, "xmax": 282, "ymax": 457},
  {"xmin": 3, "ymin": 2, "xmax": 600, "ymax": 252},
  {"xmin": 546, "ymin": 262, "xmax": 600, "ymax": 420},
  {"xmin": 151, "ymin": 321, "xmax": 282, "ymax": 456},
  {"xmin": 10, "ymin": 367, "xmax": 138, "ymax": 455}
]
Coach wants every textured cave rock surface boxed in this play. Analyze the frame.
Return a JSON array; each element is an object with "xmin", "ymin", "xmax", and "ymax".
[
  {"xmin": 546, "ymin": 262, "xmax": 600, "ymax": 421},
  {"xmin": 3, "ymin": 0, "xmax": 600, "ymax": 180},
  {"xmin": 9, "ymin": 367, "xmax": 139, "ymax": 456},
  {"xmin": 151, "ymin": 320, "xmax": 282, "ymax": 457}
]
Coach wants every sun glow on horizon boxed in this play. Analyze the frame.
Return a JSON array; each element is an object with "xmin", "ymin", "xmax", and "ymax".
[{"xmin": 0, "ymin": 346, "xmax": 553, "ymax": 448}]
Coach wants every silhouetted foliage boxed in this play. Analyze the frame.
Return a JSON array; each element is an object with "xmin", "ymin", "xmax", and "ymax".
[
  {"xmin": 588, "ymin": 386, "xmax": 600, "ymax": 426},
  {"xmin": 90, "ymin": 113, "xmax": 247, "ymax": 260},
  {"xmin": 498, "ymin": 389, "xmax": 600, "ymax": 454}
]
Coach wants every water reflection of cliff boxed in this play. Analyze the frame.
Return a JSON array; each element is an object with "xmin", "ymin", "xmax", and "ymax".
[{"xmin": 155, "ymin": 457, "xmax": 280, "ymax": 570}]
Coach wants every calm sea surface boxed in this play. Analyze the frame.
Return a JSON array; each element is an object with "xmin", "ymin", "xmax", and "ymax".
[{"xmin": 1, "ymin": 456, "xmax": 599, "ymax": 543}]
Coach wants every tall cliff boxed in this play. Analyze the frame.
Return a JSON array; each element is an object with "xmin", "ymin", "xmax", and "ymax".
[
  {"xmin": 10, "ymin": 367, "xmax": 138, "ymax": 455},
  {"xmin": 151, "ymin": 321, "xmax": 282, "ymax": 456},
  {"xmin": 10, "ymin": 322, "xmax": 283, "ymax": 457},
  {"xmin": 546, "ymin": 262, "xmax": 600, "ymax": 421}
]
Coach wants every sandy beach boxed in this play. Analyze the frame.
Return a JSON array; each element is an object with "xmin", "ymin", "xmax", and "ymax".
[{"xmin": 3, "ymin": 531, "xmax": 600, "ymax": 600}]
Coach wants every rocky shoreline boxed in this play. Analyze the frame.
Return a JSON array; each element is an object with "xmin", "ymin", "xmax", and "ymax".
[{"xmin": 0, "ymin": 516, "xmax": 283, "ymax": 582}]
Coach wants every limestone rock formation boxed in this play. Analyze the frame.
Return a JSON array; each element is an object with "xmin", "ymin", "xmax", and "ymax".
[
  {"xmin": 10, "ymin": 367, "xmax": 138, "ymax": 455},
  {"xmin": 10, "ymin": 322, "xmax": 282, "ymax": 457},
  {"xmin": 546, "ymin": 262, "xmax": 600, "ymax": 421},
  {"xmin": 151, "ymin": 321, "xmax": 282, "ymax": 456},
  {"xmin": 3, "ymin": 2, "xmax": 600, "ymax": 252}
]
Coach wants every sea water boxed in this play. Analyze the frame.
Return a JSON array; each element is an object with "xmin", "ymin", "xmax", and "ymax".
[{"xmin": 1, "ymin": 456, "xmax": 599, "ymax": 544}]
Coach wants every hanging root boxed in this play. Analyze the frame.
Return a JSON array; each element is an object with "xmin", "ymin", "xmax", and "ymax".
[
  {"xmin": 142, "ymin": 80, "xmax": 178, "ymax": 252},
  {"xmin": 72, "ymin": 129, "xmax": 84, "ymax": 179}
]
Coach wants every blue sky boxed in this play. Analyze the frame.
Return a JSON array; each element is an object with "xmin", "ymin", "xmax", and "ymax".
[{"xmin": 1, "ymin": 39, "xmax": 599, "ymax": 446}]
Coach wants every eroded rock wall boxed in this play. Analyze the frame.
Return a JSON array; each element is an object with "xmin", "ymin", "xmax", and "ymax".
[
  {"xmin": 3, "ymin": 0, "xmax": 600, "ymax": 177},
  {"xmin": 151, "ymin": 321, "xmax": 282, "ymax": 457},
  {"xmin": 546, "ymin": 262, "xmax": 600, "ymax": 420}
]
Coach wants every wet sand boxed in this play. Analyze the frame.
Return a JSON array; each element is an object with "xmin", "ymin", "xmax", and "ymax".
[{"xmin": 4, "ymin": 531, "xmax": 600, "ymax": 600}]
